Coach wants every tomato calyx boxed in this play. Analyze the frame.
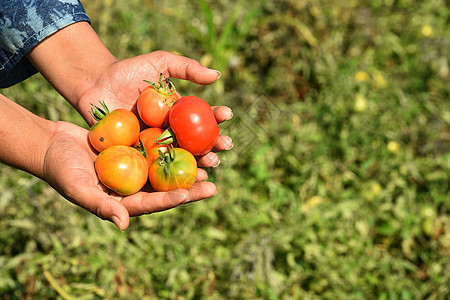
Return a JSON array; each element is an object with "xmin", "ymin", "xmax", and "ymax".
[
  {"xmin": 156, "ymin": 127, "xmax": 176, "ymax": 145},
  {"xmin": 158, "ymin": 144, "xmax": 176, "ymax": 176},
  {"xmin": 90, "ymin": 101, "xmax": 110, "ymax": 122},
  {"xmin": 144, "ymin": 73, "xmax": 177, "ymax": 96},
  {"xmin": 131, "ymin": 138, "xmax": 148, "ymax": 158}
]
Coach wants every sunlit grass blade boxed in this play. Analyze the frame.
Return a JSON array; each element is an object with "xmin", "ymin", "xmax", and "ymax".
[{"xmin": 194, "ymin": 0, "xmax": 216, "ymax": 50}]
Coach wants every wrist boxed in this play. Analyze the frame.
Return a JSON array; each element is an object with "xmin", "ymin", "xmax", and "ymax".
[
  {"xmin": 0, "ymin": 94, "xmax": 58, "ymax": 180},
  {"xmin": 27, "ymin": 21, "xmax": 117, "ymax": 117}
]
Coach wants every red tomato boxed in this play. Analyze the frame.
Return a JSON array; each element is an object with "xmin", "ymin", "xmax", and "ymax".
[
  {"xmin": 166, "ymin": 96, "xmax": 219, "ymax": 156},
  {"xmin": 137, "ymin": 74, "xmax": 179, "ymax": 128},
  {"xmin": 88, "ymin": 102, "xmax": 140, "ymax": 153},
  {"xmin": 148, "ymin": 147, "xmax": 197, "ymax": 192},
  {"xmin": 95, "ymin": 145, "xmax": 149, "ymax": 196}
]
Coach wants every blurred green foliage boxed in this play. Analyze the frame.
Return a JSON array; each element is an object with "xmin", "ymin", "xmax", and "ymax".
[{"xmin": 1, "ymin": 0, "xmax": 449, "ymax": 299}]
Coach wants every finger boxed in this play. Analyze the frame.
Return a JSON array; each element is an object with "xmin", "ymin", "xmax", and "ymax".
[
  {"xmin": 196, "ymin": 168, "xmax": 208, "ymax": 181},
  {"xmin": 71, "ymin": 187, "xmax": 130, "ymax": 231},
  {"xmin": 212, "ymin": 106, "xmax": 233, "ymax": 123},
  {"xmin": 120, "ymin": 189, "xmax": 191, "ymax": 216},
  {"xmin": 156, "ymin": 51, "xmax": 221, "ymax": 85},
  {"xmin": 195, "ymin": 135, "xmax": 233, "ymax": 167},
  {"xmin": 197, "ymin": 152, "xmax": 220, "ymax": 168},
  {"xmin": 213, "ymin": 135, "xmax": 234, "ymax": 152},
  {"xmin": 188, "ymin": 181, "xmax": 217, "ymax": 201},
  {"xmin": 120, "ymin": 181, "xmax": 217, "ymax": 217}
]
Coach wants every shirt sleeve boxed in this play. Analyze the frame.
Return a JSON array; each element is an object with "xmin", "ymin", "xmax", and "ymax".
[{"xmin": 0, "ymin": 0, "xmax": 91, "ymax": 88}]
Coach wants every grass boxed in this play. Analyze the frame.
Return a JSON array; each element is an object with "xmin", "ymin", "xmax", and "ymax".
[{"xmin": 1, "ymin": 0, "xmax": 449, "ymax": 299}]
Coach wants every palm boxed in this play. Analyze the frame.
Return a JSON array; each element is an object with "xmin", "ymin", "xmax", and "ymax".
[
  {"xmin": 78, "ymin": 59, "xmax": 156, "ymax": 123},
  {"xmin": 43, "ymin": 122, "xmax": 112, "ymax": 214}
]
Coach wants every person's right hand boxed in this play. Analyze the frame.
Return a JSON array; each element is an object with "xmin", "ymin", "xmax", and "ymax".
[{"xmin": 43, "ymin": 121, "xmax": 217, "ymax": 231}]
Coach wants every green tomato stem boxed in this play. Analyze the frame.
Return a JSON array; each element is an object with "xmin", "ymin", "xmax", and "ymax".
[
  {"xmin": 158, "ymin": 144, "xmax": 176, "ymax": 177},
  {"xmin": 89, "ymin": 100, "xmax": 110, "ymax": 122},
  {"xmin": 132, "ymin": 137, "xmax": 148, "ymax": 158},
  {"xmin": 156, "ymin": 127, "xmax": 176, "ymax": 145},
  {"xmin": 143, "ymin": 73, "xmax": 177, "ymax": 95}
]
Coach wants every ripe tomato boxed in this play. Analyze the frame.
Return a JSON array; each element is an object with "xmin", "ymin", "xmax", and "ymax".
[
  {"xmin": 137, "ymin": 74, "xmax": 179, "ymax": 128},
  {"xmin": 95, "ymin": 145, "xmax": 149, "ymax": 196},
  {"xmin": 163, "ymin": 96, "xmax": 219, "ymax": 156},
  {"xmin": 134, "ymin": 127, "xmax": 175, "ymax": 164},
  {"xmin": 148, "ymin": 147, "xmax": 197, "ymax": 192},
  {"xmin": 88, "ymin": 101, "xmax": 140, "ymax": 153}
]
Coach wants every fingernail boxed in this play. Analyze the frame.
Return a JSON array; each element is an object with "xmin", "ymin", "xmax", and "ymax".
[
  {"xmin": 221, "ymin": 135, "xmax": 234, "ymax": 150},
  {"xmin": 212, "ymin": 159, "xmax": 221, "ymax": 168},
  {"xmin": 212, "ymin": 69, "xmax": 221, "ymax": 80},
  {"xmin": 111, "ymin": 215, "xmax": 124, "ymax": 231}
]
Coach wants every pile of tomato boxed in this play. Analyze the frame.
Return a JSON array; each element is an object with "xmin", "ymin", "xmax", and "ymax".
[{"xmin": 88, "ymin": 74, "xmax": 220, "ymax": 196}]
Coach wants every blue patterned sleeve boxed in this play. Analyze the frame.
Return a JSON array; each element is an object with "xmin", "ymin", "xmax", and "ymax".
[{"xmin": 0, "ymin": 0, "xmax": 91, "ymax": 88}]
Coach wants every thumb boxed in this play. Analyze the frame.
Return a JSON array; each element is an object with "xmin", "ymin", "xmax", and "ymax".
[
  {"xmin": 153, "ymin": 51, "xmax": 221, "ymax": 85},
  {"xmin": 73, "ymin": 187, "xmax": 130, "ymax": 231}
]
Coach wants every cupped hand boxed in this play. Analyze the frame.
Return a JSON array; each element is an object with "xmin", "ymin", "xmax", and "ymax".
[
  {"xmin": 23, "ymin": 23, "xmax": 232, "ymax": 229},
  {"xmin": 78, "ymin": 50, "xmax": 233, "ymax": 166},
  {"xmin": 43, "ymin": 121, "xmax": 219, "ymax": 231},
  {"xmin": 70, "ymin": 51, "xmax": 234, "ymax": 225}
]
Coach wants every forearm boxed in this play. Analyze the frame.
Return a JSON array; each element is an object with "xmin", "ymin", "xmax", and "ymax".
[
  {"xmin": 0, "ymin": 94, "xmax": 57, "ymax": 179},
  {"xmin": 26, "ymin": 21, "xmax": 118, "ymax": 119}
]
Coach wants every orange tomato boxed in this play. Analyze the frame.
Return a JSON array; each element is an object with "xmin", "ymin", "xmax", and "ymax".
[
  {"xmin": 88, "ymin": 102, "xmax": 140, "ymax": 153},
  {"xmin": 148, "ymin": 147, "xmax": 197, "ymax": 192},
  {"xmin": 134, "ymin": 127, "xmax": 174, "ymax": 164},
  {"xmin": 137, "ymin": 74, "xmax": 179, "ymax": 128},
  {"xmin": 94, "ymin": 145, "xmax": 149, "ymax": 196}
]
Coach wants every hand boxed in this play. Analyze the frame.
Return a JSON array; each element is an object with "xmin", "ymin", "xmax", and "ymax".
[
  {"xmin": 76, "ymin": 51, "xmax": 233, "ymax": 222},
  {"xmin": 78, "ymin": 50, "xmax": 224, "ymax": 125},
  {"xmin": 26, "ymin": 22, "xmax": 233, "ymax": 227},
  {"xmin": 43, "ymin": 121, "xmax": 223, "ymax": 231},
  {"xmin": 77, "ymin": 50, "xmax": 234, "ymax": 167}
]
